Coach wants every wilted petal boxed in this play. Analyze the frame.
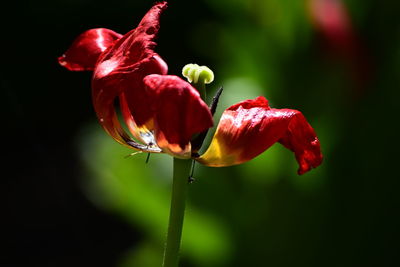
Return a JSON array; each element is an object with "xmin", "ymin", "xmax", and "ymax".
[
  {"xmin": 143, "ymin": 75, "xmax": 213, "ymax": 158},
  {"xmin": 197, "ymin": 96, "xmax": 322, "ymax": 175},
  {"xmin": 278, "ymin": 111, "xmax": 323, "ymax": 174},
  {"xmin": 58, "ymin": 28, "xmax": 122, "ymax": 71},
  {"xmin": 92, "ymin": 2, "xmax": 168, "ymax": 149}
]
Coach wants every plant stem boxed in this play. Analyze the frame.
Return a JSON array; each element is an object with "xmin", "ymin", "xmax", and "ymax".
[
  {"xmin": 162, "ymin": 158, "xmax": 192, "ymax": 267},
  {"xmin": 194, "ymin": 81, "xmax": 207, "ymax": 103}
]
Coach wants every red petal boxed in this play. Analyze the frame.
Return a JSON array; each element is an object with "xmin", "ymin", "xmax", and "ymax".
[
  {"xmin": 143, "ymin": 75, "xmax": 213, "ymax": 157},
  {"xmin": 91, "ymin": 2, "xmax": 168, "ymax": 148},
  {"xmin": 119, "ymin": 92, "xmax": 157, "ymax": 146},
  {"xmin": 278, "ymin": 111, "xmax": 323, "ymax": 175},
  {"xmin": 58, "ymin": 28, "xmax": 122, "ymax": 71},
  {"xmin": 197, "ymin": 96, "xmax": 322, "ymax": 175}
]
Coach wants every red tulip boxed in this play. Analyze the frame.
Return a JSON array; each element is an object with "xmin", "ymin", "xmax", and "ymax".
[{"xmin": 59, "ymin": 1, "xmax": 322, "ymax": 174}]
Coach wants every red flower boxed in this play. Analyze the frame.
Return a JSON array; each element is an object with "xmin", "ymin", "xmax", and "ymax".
[{"xmin": 59, "ymin": 2, "xmax": 322, "ymax": 174}]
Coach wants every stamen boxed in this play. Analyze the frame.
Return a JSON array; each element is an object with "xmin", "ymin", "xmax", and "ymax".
[
  {"xmin": 124, "ymin": 151, "xmax": 143, "ymax": 158},
  {"xmin": 209, "ymin": 86, "xmax": 223, "ymax": 115},
  {"xmin": 190, "ymin": 87, "xmax": 224, "ymax": 153},
  {"xmin": 188, "ymin": 160, "xmax": 196, "ymax": 183}
]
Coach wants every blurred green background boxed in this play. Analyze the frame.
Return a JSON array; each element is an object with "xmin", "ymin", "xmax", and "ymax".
[{"xmin": 2, "ymin": 0, "xmax": 400, "ymax": 266}]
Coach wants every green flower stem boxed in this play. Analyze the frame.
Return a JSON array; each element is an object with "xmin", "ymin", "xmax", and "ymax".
[
  {"xmin": 193, "ymin": 81, "xmax": 207, "ymax": 102},
  {"xmin": 162, "ymin": 158, "xmax": 192, "ymax": 267}
]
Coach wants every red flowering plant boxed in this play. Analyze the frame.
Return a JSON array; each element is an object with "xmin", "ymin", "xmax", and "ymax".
[{"xmin": 59, "ymin": 2, "xmax": 322, "ymax": 266}]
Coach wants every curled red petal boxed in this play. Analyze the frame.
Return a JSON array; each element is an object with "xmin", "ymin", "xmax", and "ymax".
[
  {"xmin": 58, "ymin": 28, "xmax": 122, "ymax": 71},
  {"xmin": 278, "ymin": 111, "xmax": 322, "ymax": 175},
  {"xmin": 91, "ymin": 2, "xmax": 168, "ymax": 148},
  {"xmin": 143, "ymin": 74, "xmax": 213, "ymax": 157},
  {"xmin": 197, "ymin": 96, "xmax": 322, "ymax": 175}
]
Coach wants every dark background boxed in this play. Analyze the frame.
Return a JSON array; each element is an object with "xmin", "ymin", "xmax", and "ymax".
[{"xmin": 2, "ymin": 0, "xmax": 400, "ymax": 266}]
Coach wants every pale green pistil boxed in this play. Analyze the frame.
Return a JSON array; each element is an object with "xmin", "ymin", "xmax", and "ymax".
[{"xmin": 182, "ymin": 63, "xmax": 214, "ymax": 101}]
